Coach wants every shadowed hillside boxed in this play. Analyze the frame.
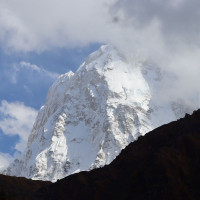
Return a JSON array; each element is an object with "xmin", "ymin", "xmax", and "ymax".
[
  {"xmin": 0, "ymin": 174, "xmax": 50, "ymax": 199},
  {"xmin": 1, "ymin": 110, "xmax": 200, "ymax": 200},
  {"xmin": 37, "ymin": 110, "xmax": 200, "ymax": 200}
]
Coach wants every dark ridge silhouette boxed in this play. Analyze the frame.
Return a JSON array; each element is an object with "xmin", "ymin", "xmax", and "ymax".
[
  {"xmin": 0, "ymin": 110, "xmax": 200, "ymax": 199},
  {"xmin": 0, "ymin": 174, "xmax": 50, "ymax": 199}
]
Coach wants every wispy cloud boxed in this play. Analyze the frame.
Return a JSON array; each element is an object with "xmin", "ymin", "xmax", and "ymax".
[
  {"xmin": 0, "ymin": 152, "xmax": 13, "ymax": 172},
  {"xmin": 0, "ymin": 100, "xmax": 38, "ymax": 152},
  {"xmin": 11, "ymin": 61, "xmax": 59, "ymax": 84},
  {"xmin": 19, "ymin": 62, "xmax": 59, "ymax": 79}
]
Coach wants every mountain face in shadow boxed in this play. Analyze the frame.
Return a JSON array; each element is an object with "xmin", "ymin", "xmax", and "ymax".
[{"xmin": 1, "ymin": 110, "xmax": 200, "ymax": 200}]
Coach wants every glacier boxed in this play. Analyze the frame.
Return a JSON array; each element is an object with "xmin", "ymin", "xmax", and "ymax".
[{"xmin": 4, "ymin": 45, "xmax": 195, "ymax": 182}]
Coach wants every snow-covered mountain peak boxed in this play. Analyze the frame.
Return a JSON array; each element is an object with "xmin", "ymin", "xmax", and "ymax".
[
  {"xmin": 4, "ymin": 44, "xmax": 195, "ymax": 182},
  {"xmin": 78, "ymin": 44, "xmax": 128, "ymax": 72}
]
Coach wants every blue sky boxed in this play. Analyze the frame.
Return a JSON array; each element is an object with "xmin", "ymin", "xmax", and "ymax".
[
  {"xmin": 0, "ymin": 44, "xmax": 101, "ymax": 109},
  {"xmin": 0, "ymin": 0, "xmax": 200, "ymax": 170}
]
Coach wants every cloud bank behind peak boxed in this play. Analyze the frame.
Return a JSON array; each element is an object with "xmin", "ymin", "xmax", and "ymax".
[{"xmin": 0, "ymin": 0, "xmax": 200, "ymax": 107}]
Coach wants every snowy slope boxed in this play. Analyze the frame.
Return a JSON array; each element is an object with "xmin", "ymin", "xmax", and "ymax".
[{"xmin": 5, "ymin": 45, "xmax": 195, "ymax": 182}]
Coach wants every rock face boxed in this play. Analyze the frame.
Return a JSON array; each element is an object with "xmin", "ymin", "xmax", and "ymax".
[{"xmin": 5, "ymin": 45, "xmax": 194, "ymax": 182}]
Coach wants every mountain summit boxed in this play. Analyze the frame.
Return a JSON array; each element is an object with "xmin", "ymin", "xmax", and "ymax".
[{"xmin": 5, "ymin": 45, "xmax": 194, "ymax": 182}]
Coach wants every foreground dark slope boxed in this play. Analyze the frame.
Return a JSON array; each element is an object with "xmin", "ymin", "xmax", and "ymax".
[
  {"xmin": 0, "ymin": 174, "xmax": 50, "ymax": 199},
  {"xmin": 37, "ymin": 110, "xmax": 200, "ymax": 200}
]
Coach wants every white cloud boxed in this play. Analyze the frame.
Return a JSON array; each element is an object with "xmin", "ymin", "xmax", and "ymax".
[
  {"xmin": 108, "ymin": 0, "xmax": 200, "ymax": 105},
  {"xmin": 0, "ymin": 0, "xmax": 199, "ymax": 53},
  {"xmin": 0, "ymin": 101, "xmax": 38, "ymax": 152},
  {"xmin": 19, "ymin": 61, "xmax": 41, "ymax": 72},
  {"xmin": 11, "ymin": 61, "xmax": 59, "ymax": 84},
  {"xmin": 0, "ymin": 0, "xmax": 200, "ymax": 106},
  {"xmin": 0, "ymin": 0, "xmax": 116, "ymax": 52},
  {"xmin": 19, "ymin": 61, "xmax": 59, "ymax": 79},
  {"xmin": 0, "ymin": 153, "xmax": 13, "ymax": 172}
]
